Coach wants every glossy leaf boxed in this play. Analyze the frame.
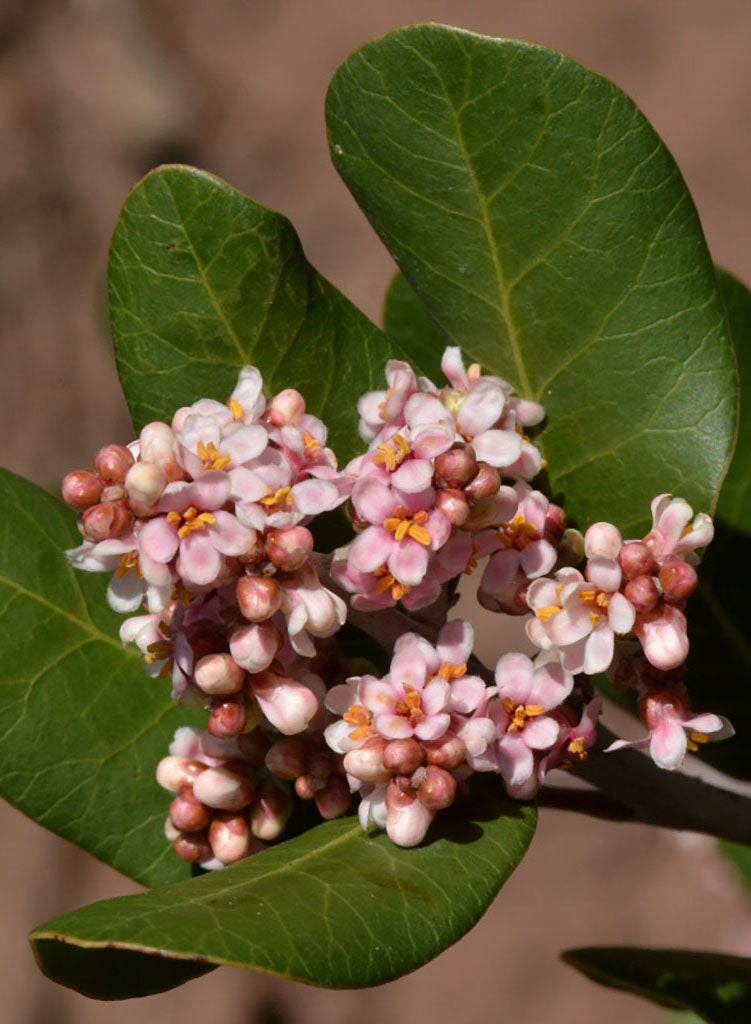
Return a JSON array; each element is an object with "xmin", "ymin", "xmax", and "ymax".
[
  {"xmin": 31, "ymin": 777, "xmax": 536, "ymax": 998},
  {"xmin": 0, "ymin": 469, "xmax": 203, "ymax": 887},
  {"xmin": 109, "ymin": 164, "xmax": 399, "ymax": 465},
  {"xmin": 563, "ymin": 947, "xmax": 751, "ymax": 1023},
  {"xmin": 684, "ymin": 269, "xmax": 750, "ymax": 779},
  {"xmin": 328, "ymin": 25, "xmax": 737, "ymax": 535}
]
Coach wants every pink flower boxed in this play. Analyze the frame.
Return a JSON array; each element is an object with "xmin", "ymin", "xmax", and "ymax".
[
  {"xmin": 645, "ymin": 494, "xmax": 714, "ymax": 565},
  {"xmin": 138, "ymin": 472, "xmax": 255, "ymax": 588},
  {"xmin": 605, "ymin": 689, "xmax": 734, "ymax": 770},
  {"xmin": 490, "ymin": 652, "xmax": 574, "ymax": 793}
]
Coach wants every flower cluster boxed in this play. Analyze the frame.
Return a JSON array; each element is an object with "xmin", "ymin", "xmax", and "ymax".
[
  {"xmin": 323, "ymin": 620, "xmax": 601, "ymax": 840},
  {"xmin": 63, "ymin": 368, "xmax": 354, "ymax": 866},
  {"xmin": 332, "ymin": 348, "xmax": 569, "ymax": 612},
  {"xmin": 61, "ymin": 351, "xmax": 736, "ymax": 857}
]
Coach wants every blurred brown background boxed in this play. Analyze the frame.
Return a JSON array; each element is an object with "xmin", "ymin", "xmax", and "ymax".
[{"xmin": 1, "ymin": 1, "xmax": 750, "ymax": 1022}]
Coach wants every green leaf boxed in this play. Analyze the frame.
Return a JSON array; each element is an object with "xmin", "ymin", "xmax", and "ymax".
[
  {"xmin": 109, "ymin": 164, "xmax": 398, "ymax": 466},
  {"xmin": 562, "ymin": 947, "xmax": 751, "ymax": 1023},
  {"xmin": 31, "ymin": 777, "xmax": 536, "ymax": 998},
  {"xmin": 684, "ymin": 269, "xmax": 750, "ymax": 779},
  {"xmin": 0, "ymin": 468, "xmax": 202, "ymax": 888},
  {"xmin": 720, "ymin": 841, "xmax": 751, "ymax": 891},
  {"xmin": 383, "ymin": 270, "xmax": 447, "ymax": 381},
  {"xmin": 328, "ymin": 25, "xmax": 737, "ymax": 535}
]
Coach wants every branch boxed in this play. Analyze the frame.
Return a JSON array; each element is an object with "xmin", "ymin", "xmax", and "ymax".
[{"xmin": 315, "ymin": 553, "xmax": 751, "ymax": 845}]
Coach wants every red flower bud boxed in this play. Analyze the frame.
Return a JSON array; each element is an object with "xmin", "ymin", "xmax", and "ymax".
[
  {"xmin": 619, "ymin": 541, "xmax": 658, "ymax": 579},
  {"xmin": 383, "ymin": 738, "xmax": 424, "ymax": 775},
  {"xmin": 343, "ymin": 737, "xmax": 391, "ymax": 784},
  {"xmin": 416, "ymin": 765, "xmax": 457, "ymax": 810},
  {"xmin": 265, "ymin": 389, "xmax": 306, "ymax": 426},
  {"xmin": 624, "ymin": 574, "xmax": 661, "ymax": 614},
  {"xmin": 207, "ymin": 694, "xmax": 248, "ymax": 738},
  {"xmin": 315, "ymin": 776, "xmax": 352, "ymax": 820},
  {"xmin": 250, "ymin": 778, "xmax": 293, "ymax": 840},
  {"xmin": 209, "ymin": 811, "xmax": 252, "ymax": 865},
  {"xmin": 434, "ymin": 443, "xmax": 478, "ymax": 489},
  {"xmin": 169, "ymin": 789, "xmax": 212, "ymax": 833},
  {"xmin": 422, "ymin": 731, "xmax": 467, "ymax": 770},
  {"xmin": 237, "ymin": 575, "xmax": 282, "ymax": 621},
  {"xmin": 94, "ymin": 444, "xmax": 135, "ymax": 483},
  {"xmin": 173, "ymin": 832, "xmax": 212, "ymax": 863},
  {"xmin": 157, "ymin": 755, "xmax": 207, "ymax": 793},
  {"xmin": 265, "ymin": 526, "xmax": 314, "ymax": 571},
  {"xmin": 81, "ymin": 500, "xmax": 132, "ymax": 541},
  {"xmin": 62, "ymin": 469, "xmax": 103, "ymax": 510},
  {"xmin": 265, "ymin": 737, "xmax": 307, "ymax": 780},
  {"xmin": 659, "ymin": 559, "xmax": 698, "ymax": 602}
]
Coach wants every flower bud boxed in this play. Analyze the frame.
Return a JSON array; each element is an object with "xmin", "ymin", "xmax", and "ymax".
[
  {"xmin": 659, "ymin": 559, "xmax": 698, "ymax": 602},
  {"xmin": 81, "ymin": 500, "xmax": 132, "ymax": 542},
  {"xmin": 94, "ymin": 443, "xmax": 135, "ymax": 483},
  {"xmin": 634, "ymin": 605, "xmax": 689, "ymax": 671},
  {"xmin": 100, "ymin": 484, "xmax": 125, "ymax": 502},
  {"xmin": 265, "ymin": 738, "xmax": 307, "ymax": 780},
  {"xmin": 207, "ymin": 694, "xmax": 248, "ymax": 738},
  {"xmin": 192, "ymin": 766, "xmax": 255, "ymax": 811},
  {"xmin": 265, "ymin": 526, "xmax": 314, "ymax": 571},
  {"xmin": 306, "ymin": 752, "xmax": 335, "ymax": 781},
  {"xmin": 416, "ymin": 765, "xmax": 457, "ymax": 810},
  {"xmin": 295, "ymin": 775, "xmax": 319, "ymax": 799},
  {"xmin": 238, "ymin": 531, "xmax": 264, "ymax": 567},
  {"xmin": 229, "ymin": 621, "xmax": 281, "ymax": 673},
  {"xmin": 422, "ymin": 732, "xmax": 467, "ymax": 770},
  {"xmin": 237, "ymin": 728, "xmax": 270, "ymax": 766},
  {"xmin": 249, "ymin": 669, "xmax": 319, "ymax": 735},
  {"xmin": 619, "ymin": 541, "xmax": 658, "ymax": 580},
  {"xmin": 237, "ymin": 575, "xmax": 282, "ymax": 621},
  {"xmin": 639, "ymin": 688, "xmax": 692, "ymax": 731},
  {"xmin": 434, "ymin": 488, "xmax": 470, "ymax": 527},
  {"xmin": 209, "ymin": 811, "xmax": 252, "ymax": 865},
  {"xmin": 315, "ymin": 776, "xmax": 352, "ymax": 820},
  {"xmin": 173, "ymin": 832, "xmax": 212, "ymax": 863},
  {"xmin": 383, "ymin": 738, "xmax": 424, "ymax": 775},
  {"xmin": 265, "ymin": 389, "xmax": 306, "ymax": 426},
  {"xmin": 125, "ymin": 461, "xmax": 166, "ymax": 511},
  {"xmin": 584, "ymin": 522, "xmax": 623, "ymax": 560},
  {"xmin": 343, "ymin": 737, "xmax": 391, "ymax": 784},
  {"xmin": 194, "ymin": 652, "xmax": 245, "ymax": 696},
  {"xmin": 249, "ymin": 778, "xmax": 293, "ymax": 840},
  {"xmin": 169, "ymin": 789, "xmax": 212, "ymax": 833},
  {"xmin": 385, "ymin": 780, "xmax": 434, "ymax": 847},
  {"xmin": 434, "ymin": 444, "xmax": 478, "ymax": 489},
  {"xmin": 543, "ymin": 504, "xmax": 568, "ymax": 546},
  {"xmin": 62, "ymin": 469, "xmax": 103, "ymax": 510},
  {"xmin": 156, "ymin": 755, "xmax": 207, "ymax": 793},
  {"xmin": 464, "ymin": 462, "xmax": 500, "ymax": 502},
  {"xmin": 140, "ymin": 421, "xmax": 184, "ymax": 482},
  {"xmin": 624, "ymin": 574, "xmax": 661, "ymax": 614}
]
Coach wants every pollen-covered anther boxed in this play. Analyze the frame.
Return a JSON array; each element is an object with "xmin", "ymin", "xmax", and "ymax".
[
  {"xmin": 303, "ymin": 431, "xmax": 322, "ymax": 460},
  {"xmin": 373, "ymin": 433, "xmax": 411, "ymax": 472},
  {"xmin": 383, "ymin": 506, "xmax": 432, "ymax": 545},
  {"xmin": 343, "ymin": 703, "xmax": 376, "ymax": 741},
  {"xmin": 373, "ymin": 565, "xmax": 412, "ymax": 601},
  {"xmin": 260, "ymin": 485, "xmax": 293, "ymax": 509},
  {"xmin": 687, "ymin": 730, "xmax": 709, "ymax": 753},
  {"xmin": 464, "ymin": 534, "xmax": 479, "ymax": 576},
  {"xmin": 497, "ymin": 513, "xmax": 539, "ymax": 550},
  {"xmin": 116, "ymin": 551, "xmax": 141, "ymax": 578},
  {"xmin": 230, "ymin": 399, "xmax": 244, "ymax": 420},
  {"xmin": 167, "ymin": 506, "xmax": 217, "ymax": 539},
  {"xmin": 438, "ymin": 662, "xmax": 467, "ymax": 680},
  {"xmin": 197, "ymin": 439, "xmax": 231, "ymax": 472},
  {"xmin": 568, "ymin": 736, "xmax": 589, "ymax": 760},
  {"xmin": 395, "ymin": 684, "xmax": 425, "ymax": 724},
  {"xmin": 502, "ymin": 697, "xmax": 545, "ymax": 732},
  {"xmin": 535, "ymin": 604, "xmax": 561, "ymax": 621},
  {"xmin": 579, "ymin": 587, "xmax": 609, "ymax": 625}
]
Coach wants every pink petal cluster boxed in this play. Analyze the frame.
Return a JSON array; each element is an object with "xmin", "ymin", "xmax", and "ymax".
[
  {"xmin": 334, "ymin": 348, "xmax": 563, "ymax": 612},
  {"xmin": 64, "ymin": 366, "xmax": 356, "ymax": 867},
  {"xmin": 324, "ymin": 620, "xmax": 496, "ymax": 846}
]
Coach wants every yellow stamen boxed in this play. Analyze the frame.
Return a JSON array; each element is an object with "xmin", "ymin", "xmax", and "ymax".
[
  {"xmin": 439, "ymin": 662, "xmax": 467, "ymax": 680},
  {"xmin": 568, "ymin": 736, "xmax": 588, "ymax": 760},
  {"xmin": 383, "ymin": 506, "xmax": 432, "ymax": 546},
  {"xmin": 536, "ymin": 605, "xmax": 561, "ymax": 621},
  {"xmin": 374, "ymin": 564, "xmax": 411, "ymax": 602},
  {"xmin": 230, "ymin": 399, "xmax": 244, "ymax": 420},
  {"xmin": 197, "ymin": 439, "xmax": 231, "ymax": 472},
  {"xmin": 344, "ymin": 704, "xmax": 376, "ymax": 741},
  {"xmin": 464, "ymin": 534, "xmax": 479, "ymax": 575},
  {"xmin": 467, "ymin": 363, "xmax": 482, "ymax": 382},
  {"xmin": 395, "ymin": 684, "xmax": 424, "ymax": 722},
  {"xmin": 170, "ymin": 506, "xmax": 217, "ymax": 539},
  {"xmin": 374, "ymin": 434, "xmax": 411, "ymax": 472},
  {"xmin": 116, "ymin": 551, "xmax": 141, "ymax": 578},
  {"xmin": 690, "ymin": 731, "xmax": 709, "ymax": 744},
  {"xmin": 261, "ymin": 486, "xmax": 293, "ymax": 509},
  {"xmin": 304, "ymin": 431, "xmax": 322, "ymax": 461},
  {"xmin": 502, "ymin": 698, "xmax": 547, "ymax": 732},
  {"xmin": 497, "ymin": 513, "xmax": 539, "ymax": 551}
]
